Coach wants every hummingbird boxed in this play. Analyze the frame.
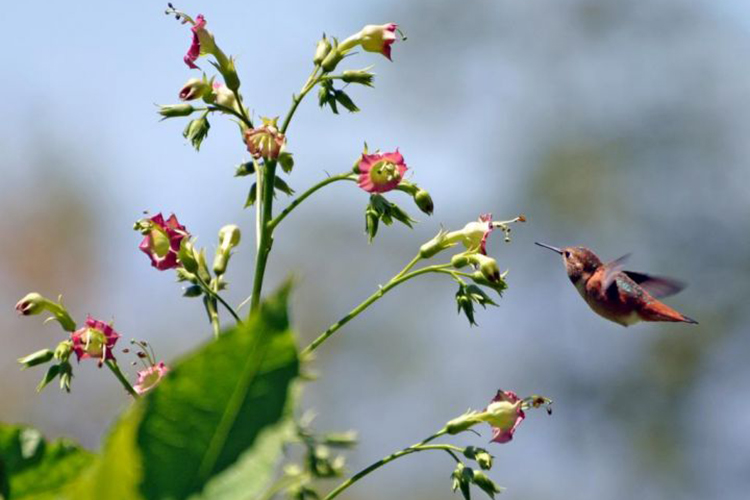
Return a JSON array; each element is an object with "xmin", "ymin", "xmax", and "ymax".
[{"xmin": 535, "ymin": 243, "xmax": 698, "ymax": 327}]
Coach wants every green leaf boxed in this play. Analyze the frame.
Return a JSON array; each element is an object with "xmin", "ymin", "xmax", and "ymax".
[
  {"xmin": 72, "ymin": 285, "xmax": 300, "ymax": 500},
  {"xmin": 277, "ymin": 152, "xmax": 294, "ymax": 174},
  {"xmin": 244, "ymin": 182, "xmax": 258, "ymax": 208},
  {"xmin": 0, "ymin": 424, "xmax": 94, "ymax": 500},
  {"xmin": 273, "ymin": 176, "xmax": 295, "ymax": 197}
]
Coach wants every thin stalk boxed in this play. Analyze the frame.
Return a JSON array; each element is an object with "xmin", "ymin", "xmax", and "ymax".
[
  {"xmin": 204, "ymin": 295, "xmax": 221, "ymax": 339},
  {"xmin": 231, "ymin": 88, "xmax": 253, "ymax": 128},
  {"xmin": 302, "ymin": 263, "xmax": 452, "ymax": 356},
  {"xmin": 322, "ymin": 430, "xmax": 450, "ymax": 500},
  {"xmin": 196, "ymin": 275, "xmax": 242, "ymax": 324},
  {"xmin": 249, "ymin": 160, "xmax": 277, "ymax": 312},
  {"xmin": 269, "ymin": 173, "xmax": 356, "ymax": 231},
  {"xmin": 207, "ymin": 104, "xmax": 251, "ymax": 127},
  {"xmin": 105, "ymin": 359, "xmax": 139, "ymax": 398},
  {"xmin": 280, "ymin": 65, "xmax": 322, "ymax": 134}
]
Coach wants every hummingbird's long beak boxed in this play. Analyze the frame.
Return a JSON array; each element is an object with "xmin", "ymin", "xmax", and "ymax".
[{"xmin": 535, "ymin": 242, "xmax": 563, "ymax": 254}]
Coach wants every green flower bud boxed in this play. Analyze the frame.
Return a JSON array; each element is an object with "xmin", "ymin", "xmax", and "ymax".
[
  {"xmin": 471, "ymin": 470, "xmax": 504, "ymax": 497},
  {"xmin": 158, "ymin": 103, "xmax": 195, "ymax": 119},
  {"xmin": 414, "ymin": 188, "xmax": 434, "ymax": 215},
  {"xmin": 53, "ymin": 340, "xmax": 73, "ymax": 361},
  {"xmin": 313, "ymin": 36, "xmax": 332, "ymax": 65},
  {"xmin": 419, "ymin": 229, "xmax": 454, "ymax": 259},
  {"xmin": 342, "ymin": 68, "xmax": 375, "ymax": 87},
  {"xmin": 473, "ymin": 254, "xmax": 501, "ymax": 283},
  {"xmin": 183, "ymin": 115, "xmax": 211, "ymax": 151},
  {"xmin": 213, "ymin": 224, "xmax": 241, "ymax": 275},
  {"xmin": 18, "ymin": 349, "xmax": 54, "ymax": 369},
  {"xmin": 451, "ymin": 252, "xmax": 471, "ymax": 269},
  {"xmin": 220, "ymin": 57, "xmax": 241, "ymax": 92},
  {"xmin": 14, "ymin": 292, "xmax": 48, "ymax": 316},
  {"xmin": 178, "ymin": 239, "xmax": 200, "ymax": 274},
  {"xmin": 321, "ymin": 42, "xmax": 344, "ymax": 72}
]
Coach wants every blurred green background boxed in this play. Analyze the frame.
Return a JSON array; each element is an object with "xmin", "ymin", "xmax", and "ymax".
[{"xmin": 2, "ymin": 0, "xmax": 749, "ymax": 498}]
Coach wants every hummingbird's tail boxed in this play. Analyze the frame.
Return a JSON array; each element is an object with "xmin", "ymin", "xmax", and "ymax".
[{"xmin": 640, "ymin": 300, "xmax": 698, "ymax": 325}]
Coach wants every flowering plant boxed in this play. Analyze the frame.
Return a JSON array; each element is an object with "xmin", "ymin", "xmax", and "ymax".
[{"xmin": 4, "ymin": 6, "xmax": 551, "ymax": 499}]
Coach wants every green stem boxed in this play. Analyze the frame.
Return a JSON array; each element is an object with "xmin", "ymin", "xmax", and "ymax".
[
  {"xmin": 196, "ymin": 275, "xmax": 242, "ymax": 324},
  {"xmin": 269, "ymin": 173, "xmax": 356, "ymax": 231},
  {"xmin": 280, "ymin": 65, "xmax": 322, "ymax": 134},
  {"xmin": 231, "ymin": 88, "xmax": 253, "ymax": 128},
  {"xmin": 204, "ymin": 295, "xmax": 221, "ymax": 339},
  {"xmin": 301, "ymin": 263, "xmax": 452, "ymax": 356},
  {"xmin": 207, "ymin": 104, "xmax": 251, "ymax": 127},
  {"xmin": 249, "ymin": 160, "xmax": 278, "ymax": 312},
  {"xmin": 322, "ymin": 430, "xmax": 449, "ymax": 500},
  {"xmin": 105, "ymin": 359, "xmax": 139, "ymax": 398}
]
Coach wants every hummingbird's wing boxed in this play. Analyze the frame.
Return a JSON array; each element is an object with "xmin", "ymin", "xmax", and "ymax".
[
  {"xmin": 622, "ymin": 271, "xmax": 686, "ymax": 298},
  {"xmin": 601, "ymin": 253, "xmax": 632, "ymax": 291}
]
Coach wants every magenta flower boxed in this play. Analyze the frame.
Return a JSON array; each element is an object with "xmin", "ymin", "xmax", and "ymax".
[
  {"xmin": 357, "ymin": 150, "xmax": 408, "ymax": 193},
  {"xmin": 70, "ymin": 316, "xmax": 120, "ymax": 365},
  {"xmin": 134, "ymin": 361, "xmax": 170, "ymax": 395},
  {"xmin": 477, "ymin": 214, "xmax": 494, "ymax": 255},
  {"xmin": 183, "ymin": 14, "xmax": 219, "ymax": 69},
  {"xmin": 138, "ymin": 213, "xmax": 188, "ymax": 271},
  {"xmin": 485, "ymin": 390, "xmax": 525, "ymax": 444}
]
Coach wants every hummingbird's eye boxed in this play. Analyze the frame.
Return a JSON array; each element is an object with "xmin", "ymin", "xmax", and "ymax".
[{"xmin": 564, "ymin": 251, "xmax": 571, "ymax": 258}]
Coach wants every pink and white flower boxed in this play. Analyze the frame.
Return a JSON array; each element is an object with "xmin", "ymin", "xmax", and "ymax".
[
  {"xmin": 340, "ymin": 24, "xmax": 400, "ymax": 61},
  {"xmin": 70, "ymin": 316, "xmax": 120, "ymax": 364},
  {"xmin": 357, "ymin": 150, "xmax": 407, "ymax": 193},
  {"xmin": 138, "ymin": 213, "xmax": 189, "ymax": 271},
  {"xmin": 484, "ymin": 390, "xmax": 525, "ymax": 444},
  {"xmin": 134, "ymin": 361, "xmax": 170, "ymax": 395}
]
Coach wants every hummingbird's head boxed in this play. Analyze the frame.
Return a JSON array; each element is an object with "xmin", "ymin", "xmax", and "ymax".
[{"xmin": 535, "ymin": 243, "xmax": 602, "ymax": 284}]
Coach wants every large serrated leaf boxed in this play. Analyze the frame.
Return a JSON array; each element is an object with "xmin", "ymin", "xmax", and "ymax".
[
  {"xmin": 0, "ymin": 423, "xmax": 94, "ymax": 500},
  {"xmin": 69, "ymin": 285, "xmax": 299, "ymax": 500}
]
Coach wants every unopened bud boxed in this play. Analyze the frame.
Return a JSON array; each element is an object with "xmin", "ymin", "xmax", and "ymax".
[
  {"xmin": 472, "ymin": 470, "xmax": 504, "ymax": 496},
  {"xmin": 451, "ymin": 252, "xmax": 471, "ymax": 269},
  {"xmin": 213, "ymin": 224, "xmax": 241, "ymax": 275},
  {"xmin": 179, "ymin": 77, "xmax": 212, "ymax": 101},
  {"xmin": 158, "ymin": 103, "xmax": 195, "ymax": 119},
  {"xmin": 474, "ymin": 254, "xmax": 501, "ymax": 283},
  {"xmin": 419, "ymin": 229, "xmax": 454, "ymax": 259},
  {"xmin": 321, "ymin": 43, "xmax": 344, "ymax": 73},
  {"xmin": 220, "ymin": 57, "xmax": 241, "ymax": 92},
  {"xmin": 342, "ymin": 68, "xmax": 375, "ymax": 87},
  {"xmin": 178, "ymin": 239, "xmax": 199, "ymax": 274},
  {"xmin": 15, "ymin": 292, "xmax": 48, "ymax": 316},
  {"xmin": 53, "ymin": 340, "xmax": 73, "ymax": 361},
  {"xmin": 18, "ymin": 349, "xmax": 54, "ymax": 369},
  {"xmin": 414, "ymin": 188, "xmax": 434, "ymax": 215},
  {"xmin": 313, "ymin": 36, "xmax": 332, "ymax": 65},
  {"xmin": 183, "ymin": 116, "xmax": 211, "ymax": 151}
]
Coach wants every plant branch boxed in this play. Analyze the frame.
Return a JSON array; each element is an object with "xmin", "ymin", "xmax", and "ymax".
[
  {"xmin": 105, "ymin": 359, "xmax": 139, "ymax": 398},
  {"xmin": 301, "ymin": 263, "xmax": 452, "ymax": 356},
  {"xmin": 196, "ymin": 275, "xmax": 242, "ymax": 324},
  {"xmin": 249, "ymin": 160, "xmax": 278, "ymax": 312},
  {"xmin": 280, "ymin": 65, "xmax": 322, "ymax": 134},
  {"xmin": 322, "ymin": 430, "xmax": 450, "ymax": 500},
  {"xmin": 269, "ymin": 172, "xmax": 357, "ymax": 231}
]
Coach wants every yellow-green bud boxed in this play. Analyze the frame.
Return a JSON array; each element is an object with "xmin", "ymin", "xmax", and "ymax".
[{"xmin": 313, "ymin": 36, "xmax": 332, "ymax": 65}]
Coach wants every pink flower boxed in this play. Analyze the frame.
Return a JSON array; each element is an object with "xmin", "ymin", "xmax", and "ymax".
[
  {"xmin": 359, "ymin": 24, "xmax": 398, "ymax": 60},
  {"xmin": 134, "ymin": 361, "xmax": 170, "ymax": 395},
  {"xmin": 477, "ymin": 214, "xmax": 494, "ymax": 255},
  {"xmin": 485, "ymin": 390, "xmax": 525, "ymax": 444},
  {"xmin": 70, "ymin": 316, "xmax": 120, "ymax": 365},
  {"xmin": 138, "ymin": 213, "xmax": 189, "ymax": 271},
  {"xmin": 183, "ymin": 14, "xmax": 217, "ymax": 69},
  {"xmin": 357, "ymin": 150, "xmax": 407, "ymax": 193}
]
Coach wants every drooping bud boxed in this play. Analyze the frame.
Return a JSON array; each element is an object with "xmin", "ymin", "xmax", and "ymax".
[
  {"xmin": 158, "ymin": 103, "xmax": 195, "ymax": 119},
  {"xmin": 15, "ymin": 293, "xmax": 76, "ymax": 332},
  {"xmin": 471, "ymin": 470, "xmax": 504, "ymax": 497},
  {"xmin": 313, "ymin": 35, "xmax": 332, "ymax": 65},
  {"xmin": 213, "ymin": 224, "xmax": 241, "ymax": 275},
  {"xmin": 244, "ymin": 117, "xmax": 286, "ymax": 160},
  {"xmin": 15, "ymin": 293, "xmax": 48, "ymax": 316},
  {"xmin": 463, "ymin": 446, "xmax": 493, "ymax": 470},
  {"xmin": 413, "ymin": 188, "xmax": 434, "ymax": 215},
  {"xmin": 54, "ymin": 340, "xmax": 73, "ymax": 361},
  {"xmin": 473, "ymin": 254, "xmax": 501, "ymax": 283},
  {"xmin": 179, "ymin": 77, "xmax": 212, "ymax": 101},
  {"xmin": 183, "ymin": 115, "xmax": 211, "ymax": 151}
]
